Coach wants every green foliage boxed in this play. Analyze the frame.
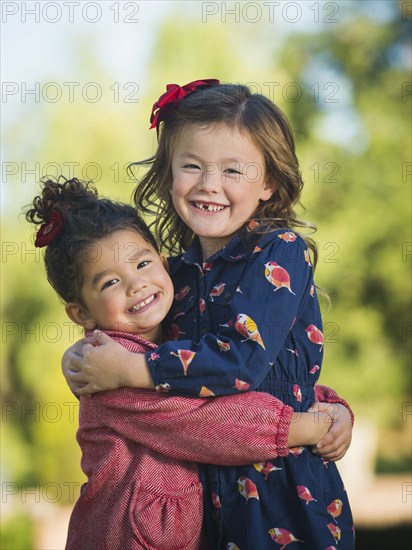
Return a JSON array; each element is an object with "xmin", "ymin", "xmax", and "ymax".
[
  {"xmin": 280, "ymin": 5, "xmax": 411, "ymax": 434},
  {"xmin": 0, "ymin": 514, "xmax": 35, "ymax": 550}
]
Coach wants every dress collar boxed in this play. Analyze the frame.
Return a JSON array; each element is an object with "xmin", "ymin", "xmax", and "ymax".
[{"xmin": 171, "ymin": 222, "xmax": 269, "ymax": 272}]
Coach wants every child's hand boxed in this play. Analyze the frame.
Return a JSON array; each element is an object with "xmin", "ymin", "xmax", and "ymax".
[
  {"xmin": 309, "ymin": 402, "xmax": 352, "ymax": 461},
  {"xmin": 61, "ymin": 337, "xmax": 90, "ymax": 395},
  {"xmin": 63, "ymin": 330, "xmax": 154, "ymax": 395},
  {"xmin": 62, "ymin": 331, "xmax": 131, "ymax": 395}
]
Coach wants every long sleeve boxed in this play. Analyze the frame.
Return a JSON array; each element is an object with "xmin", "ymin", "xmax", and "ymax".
[
  {"xmin": 146, "ymin": 231, "xmax": 317, "ymax": 397},
  {"xmin": 81, "ymin": 388, "xmax": 294, "ymax": 465}
]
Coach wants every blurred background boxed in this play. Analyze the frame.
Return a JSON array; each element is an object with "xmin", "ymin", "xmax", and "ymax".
[{"xmin": 1, "ymin": 0, "xmax": 411, "ymax": 548}]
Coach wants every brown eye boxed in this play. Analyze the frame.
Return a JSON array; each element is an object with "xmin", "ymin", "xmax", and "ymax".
[{"xmin": 102, "ymin": 279, "xmax": 118, "ymax": 290}]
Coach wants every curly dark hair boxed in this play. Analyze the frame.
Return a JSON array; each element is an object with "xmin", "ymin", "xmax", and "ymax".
[{"xmin": 25, "ymin": 176, "xmax": 158, "ymax": 304}]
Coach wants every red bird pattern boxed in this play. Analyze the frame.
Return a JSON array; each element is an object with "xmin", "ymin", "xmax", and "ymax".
[
  {"xmin": 237, "ymin": 477, "xmax": 259, "ymax": 502},
  {"xmin": 268, "ymin": 527, "xmax": 303, "ymax": 548},
  {"xmin": 264, "ymin": 261, "xmax": 296, "ymax": 294},
  {"xmin": 278, "ymin": 231, "xmax": 297, "ymax": 243},
  {"xmin": 253, "ymin": 461, "xmax": 282, "ymax": 480},
  {"xmin": 234, "ymin": 313, "xmax": 266, "ymax": 349},
  {"xmin": 170, "ymin": 349, "xmax": 196, "ymax": 376},
  {"xmin": 305, "ymin": 324, "xmax": 324, "ymax": 351},
  {"xmin": 296, "ymin": 485, "xmax": 317, "ymax": 505},
  {"xmin": 327, "ymin": 499, "xmax": 343, "ymax": 522}
]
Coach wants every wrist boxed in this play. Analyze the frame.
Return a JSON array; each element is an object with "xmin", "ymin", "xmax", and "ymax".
[
  {"xmin": 288, "ymin": 411, "xmax": 332, "ymax": 447},
  {"xmin": 119, "ymin": 350, "xmax": 154, "ymax": 389}
]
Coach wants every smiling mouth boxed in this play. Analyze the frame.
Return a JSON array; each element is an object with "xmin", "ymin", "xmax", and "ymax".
[
  {"xmin": 128, "ymin": 293, "xmax": 157, "ymax": 312},
  {"xmin": 192, "ymin": 202, "xmax": 227, "ymax": 212}
]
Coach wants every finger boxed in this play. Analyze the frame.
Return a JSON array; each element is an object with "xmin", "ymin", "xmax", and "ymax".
[
  {"xmin": 314, "ymin": 436, "xmax": 345, "ymax": 455},
  {"xmin": 316, "ymin": 442, "xmax": 347, "ymax": 459},
  {"xmin": 68, "ymin": 354, "xmax": 86, "ymax": 372},
  {"xmin": 66, "ymin": 369, "xmax": 89, "ymax": 385},
  {"xmin": 66, "ymin": 350, "xmax": 86, "ymax": 372},
  {"xmin": 85, "ymin": 330, "xmax": 113, "ymax": 346},
  {"xmin": 317, "ymin": 450, "xmax": 342, "ymax": 461},
  {"xmin": 315, "ymin": 431, "xmax": 337, "ymax": 449},
  {"xmin": 82, "ymin": 342, "xmax": 96, "ymax": 353},
  {"xmin": 67, "ymin": 338, "xmax": 89, "ymax": 354}
]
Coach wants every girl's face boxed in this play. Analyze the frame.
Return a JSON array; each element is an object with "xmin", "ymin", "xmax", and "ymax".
[
  {"xmin": 66, "ymin": 229, "xmax": 174, "ymax": 344},
  {"xmin": 171, "ymin": 124, "xmax": 273, "ymax": 259}
]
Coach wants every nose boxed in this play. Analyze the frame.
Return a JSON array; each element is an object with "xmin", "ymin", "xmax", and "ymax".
[
  {"xmin": 126, "ymin": 273, "xmax": 146, "ymax": 297},
  {"xmin": 197, "ymin": 162, "xmax": 220, "ymax": 192}
]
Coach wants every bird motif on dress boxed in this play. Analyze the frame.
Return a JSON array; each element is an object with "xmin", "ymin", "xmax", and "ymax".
[
  {"xmin": 211, "ymin": 492, "xmax": 221, "ymax": 509},
  {"xmin": 305, "ymin": 324, "xmax": 324, "ymax": 351},
  {"xmin": 237, "ymin": 477, "xmax": 259, "ymax": 502},
  {"xmin": 199, "ymin": 386, "xmax": 215, "ymax": 397},
  {"xmin": 264, "ymin": 262, "xmax": 296, "ymax": 294},
  {"xmin": 217, "ymin": 339, "xmax": 231, "ymax": 352},
  {"xmin": 278, "ymin": 231, "xmax": 297, "ymax": 243},
  {"xmin": 209, "ymin": 282, "xmax": 226, "ymax": 300},
  {"xmin": 268, "ymin": 528, "xmax": 303, "ymax": 549},
  {"xmin": 309, "ymin": 364, "xmax": 320, "ymax": 374},
  {"xmin": 293, "ymin": 384, "xmax": 302, "ymax": 402},
  {"xmin": 327, "ymin": 523, "xmax": 341, "ymax": 544},
  {"xmin": 253, "ymin": 461, "xmax": 282, "ymax": 480},
  {"xmin": 168, "ymin": 323, "xmax": 185, "ymax": 340},
  {"xmin": 234, "ymin": 314, "xmax": 266, "ymax": 349},
  {"xmin": 174, "ymin": 285, "xmax": 191, "ymax": 301},
  {"xmin": 327, "ymin": 499, "xmax": 343, "ymax": 522},
  {"xmin": 304, "ymin": 249, "xmax": 312, "ymax": 267},
  {"xmin": 170, "ymin": 349, "xmax": 196, "ymax": 375},
  {"xmin": 233, "ymin": 378, "xmax": 250, "ymax": 391},
  {"xmin": 289, "ymin": 446, "xmax": 305, "ymax": 457},
  {"xmin": 296, "ymin": 485, "xmax": 317, "ymax": 505}
]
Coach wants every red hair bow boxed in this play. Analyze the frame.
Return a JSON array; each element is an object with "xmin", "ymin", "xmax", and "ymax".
[
  {"xmin": 35, "ymin": 210, "xmax": 64, "ymax": 248},
  {"xmin": 149, "ymin": 79, "xmax": 220, "ymax": 130}
]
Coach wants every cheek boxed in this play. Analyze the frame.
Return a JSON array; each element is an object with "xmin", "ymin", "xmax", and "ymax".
[
  {"xmin": 162, "ymin": 276, "xmax": 175, "ymax": 308},
  {"xmin": 98, "ymin": 295, "xmax": 120, "ymax": 315}
]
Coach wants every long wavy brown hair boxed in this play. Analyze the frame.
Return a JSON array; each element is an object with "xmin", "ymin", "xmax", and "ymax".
[{"xmin": 130, "ymin": 83, "xmax": 318, "ymax": 266}]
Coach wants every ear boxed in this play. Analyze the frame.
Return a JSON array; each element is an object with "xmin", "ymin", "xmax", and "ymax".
[
  {"xmin": 259, "ymin": 179, "xmax": 276, "ymax": 202},
  {"xmin": 160, "ymin": 253, "xmax": 170, "ymax": 272},
  {"xmin": 65, "ymin": 303, "xmax": 97, "ymax": 330}
]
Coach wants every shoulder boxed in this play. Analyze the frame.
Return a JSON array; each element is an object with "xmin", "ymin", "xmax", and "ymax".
[
  {"xmin": 253, "ymin": 229, "xmax": 312, "ymax": 265},
  {"xmin": 167, "ymin": 254, "xmax": 184, "ymax": 276}
]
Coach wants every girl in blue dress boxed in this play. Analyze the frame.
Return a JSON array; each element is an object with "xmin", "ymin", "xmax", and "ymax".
[{"xmin": 65, "ymin": 81, "xmax": 354, "ymax": 549}]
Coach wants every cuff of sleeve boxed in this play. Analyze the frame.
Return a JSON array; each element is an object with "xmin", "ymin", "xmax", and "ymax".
[
  {"xmin": 145, "ymin": 350, "xmax": 164, "ymax": 390},
  {"xmin": 332, "ymin": 397, "xmax": 355, "ymax": 425},
  {"xmin": 314, "ymin": 384, "xmax": 355, "ymax": 425}
]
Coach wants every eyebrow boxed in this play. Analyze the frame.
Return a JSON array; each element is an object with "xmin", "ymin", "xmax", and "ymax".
[
  {"xmin": 179, "ymin": 152, "xmax": 246, "ymax": 164},
  {"xmin": 90, "ymin": 247, "xmax": 153, "ymax": 288}
]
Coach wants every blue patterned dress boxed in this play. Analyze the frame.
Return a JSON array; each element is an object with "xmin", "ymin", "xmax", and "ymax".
[{"xmin": 146, "ymin": 226, "xmax": 354, "ymax": 550}]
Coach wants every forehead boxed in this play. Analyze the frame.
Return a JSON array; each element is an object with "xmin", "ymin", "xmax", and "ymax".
[
  {"xmin": 173, "ymin": 123, "xmax": 263, "ymax": 159},
  {"xmin": 81, "ymin": 229, "xmax": 157, "ymax": 278}
]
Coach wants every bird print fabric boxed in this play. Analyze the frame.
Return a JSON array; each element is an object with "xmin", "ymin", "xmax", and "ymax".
[{"xmin": 145, "ymin": 226, "xmax": 354, "ymax": 549}]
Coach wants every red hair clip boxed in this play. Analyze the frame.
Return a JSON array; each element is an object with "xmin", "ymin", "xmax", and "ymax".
[
  {"xmin": 150, "ymin": 79, "xmax": 220, "ymax": 130},
  {"xmin": 35, "ymin": 210, "xmax": 64, "ymax": 248}
]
